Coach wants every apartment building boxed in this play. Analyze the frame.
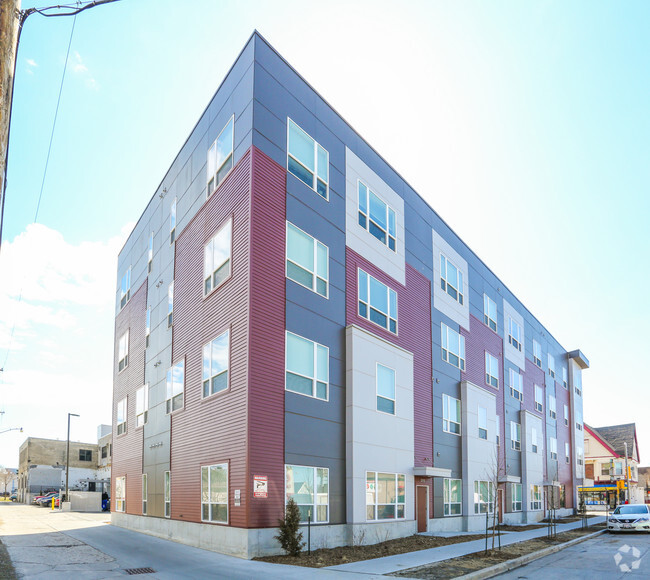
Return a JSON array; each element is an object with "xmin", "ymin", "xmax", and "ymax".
[{"xmin": 111, "ymin": 32, "xmax": 589, "ymax": 558}]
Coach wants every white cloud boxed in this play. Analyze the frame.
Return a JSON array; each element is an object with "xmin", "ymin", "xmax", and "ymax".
[
  {"xmin": 69, "ymin": 51, "xmax": 98, "ymax": 90},
  {"xmin": 25, "ymin": 58, "xmax": 37, "ymax": 75},
  {"xmin": 72, "ymin": 51, "xmax": 88, "ymax": 73}
]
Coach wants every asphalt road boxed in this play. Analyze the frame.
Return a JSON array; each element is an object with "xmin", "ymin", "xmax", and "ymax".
[{"xmin": 496, "ymin": 531, "xmax": 650, "ymax": 579}]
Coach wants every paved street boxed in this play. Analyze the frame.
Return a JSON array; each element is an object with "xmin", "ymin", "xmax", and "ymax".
[{"xmin": 496, "ymin": 532, "xmax": 650, "ymax": 579}]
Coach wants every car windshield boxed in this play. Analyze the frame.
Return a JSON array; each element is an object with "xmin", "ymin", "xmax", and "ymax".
[{"xmin": 614, "ymin": 505, "xmax": 649, "ymax": 515}]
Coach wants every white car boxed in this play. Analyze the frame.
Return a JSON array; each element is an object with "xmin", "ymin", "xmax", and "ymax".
[{"xmin": 608, "ymin": 504, "xmax": 650, "ymax": 532}]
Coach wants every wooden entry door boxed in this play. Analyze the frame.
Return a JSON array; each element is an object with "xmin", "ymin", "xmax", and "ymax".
[
  {"xmin": 416, "ymin": 485, "xmax": 428, "ymax": 533},
  {"xmin": 497, "ymin": 487, "xmax": 504, "ymax": 524}
]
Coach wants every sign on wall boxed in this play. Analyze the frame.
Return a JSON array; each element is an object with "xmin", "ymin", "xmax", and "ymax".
[{"xmin": 253, "ymin": 475, "xmax": 268, "ymax": 498}]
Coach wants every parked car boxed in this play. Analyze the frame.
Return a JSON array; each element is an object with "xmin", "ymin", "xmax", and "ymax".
[
  {"xmin": 32, "ymin": 492, "xmax": 57, "ymax": 505},
  {"xmin": 37, "ymin": 493, "xmax": 59, "ymax": 507},
  {"xmin": 608, "ymin": 504, "xmax": 650, "ymax": 532},
  {"xmin": 10, "ymin": 493, "xmax": 17, "ymax": 502}
]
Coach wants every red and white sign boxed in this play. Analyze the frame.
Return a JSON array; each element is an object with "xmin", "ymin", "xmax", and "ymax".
[{"xmin": 253, "ymin": 475, "xmax": 268, "ymax": 498}]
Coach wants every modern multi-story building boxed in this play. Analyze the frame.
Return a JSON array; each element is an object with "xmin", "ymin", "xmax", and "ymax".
[{"xmin": 111, "ymin": 32, "xmax": 589, "ymax": 558}]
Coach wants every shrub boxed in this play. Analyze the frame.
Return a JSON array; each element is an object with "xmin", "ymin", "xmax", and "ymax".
[{"xmin": 275, "ymin": 498, "xmax": 305, "ymax": 557}]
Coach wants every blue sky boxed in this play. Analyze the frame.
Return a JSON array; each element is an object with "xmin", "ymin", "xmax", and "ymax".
[{"xmin": 1, "ymin": 0, "xmax": 648, "ymax": 467}]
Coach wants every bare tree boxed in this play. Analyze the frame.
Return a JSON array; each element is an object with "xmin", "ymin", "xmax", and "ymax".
[
  {"xmin": 483, "ymin": 448, "xmax": 507, "ymax": 551},
  {"xmin": 0, "ymin": 466, "xmax": 16, "ymax": 496}
]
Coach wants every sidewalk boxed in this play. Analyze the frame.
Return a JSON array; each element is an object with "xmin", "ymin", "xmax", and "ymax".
[{"xmin": 327, "ymin": 516, "xmax": 606, "ymax": 575}]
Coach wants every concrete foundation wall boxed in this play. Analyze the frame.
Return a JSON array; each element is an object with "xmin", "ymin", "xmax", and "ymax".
[{"xmin": 70, "ymin": 491, "xmax": 102, "ymax": 512}]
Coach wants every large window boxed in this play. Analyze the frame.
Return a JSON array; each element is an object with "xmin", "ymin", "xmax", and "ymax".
[
  {"xmin": 566, "ymin": 442, "xmax": 571, "ymax": 463},
  {"xmin": 548, "ymin": 353, "xmax": 555, "ymax": 378},
  {"xmin": 531, "ymin": 427, "xmax": 538, "ymax": 453},
  {"xmin": 358, "ymin": 181, "xmax": 396, "ymax": 251},
  {"xmin": 533, "ymin": 340, "xmax": 542, "ymax": 367},
  {"xmin": 118, "ymin": 330, "xmax": 129, "ymax": 372},
  {"xmin": 142, "ymin": 474, "xmax": 148, "ymax": 515},
  {"xmin": 531, "ymin": 485, "xmax": 542, "ymax": 510},
  {"xmin": 164, "ymin": 471, "xmax": 171, "ymax": 518},
  {"xmin": 167, "ymin": 281, "xmax": 174, "ymax": 327},
  {"xmin": 166, "ymin": 360, "xmax": 184, "ymax": 414},
  {"xmin": 508, "ymin": 317, "xmax": 522, "ymax": 352},
  {"xmin": 548, "ymin": 394, "xmax": 557, "ymax": 419},
  {"xmin": 474, "ymin": 480, "xmax": 494, "ymax": 514},
  {"xmin": 366, "ymin": 472, "xmax": 405, "ymax": 520},
  {"xmin": 549, "ymin": 437, "xmax": 558, "ymax": 460},
  {"xmin": 136, "ymin": 385, "xmax": 148, "ymax": 427},
  {"xmin": 534, "ymin": 384, "xmax": 543, "ymax": 413},
  {"xmin": 120, "ymin": 267, "xmax": 131, "ymax": 310},
  {"xmin": 170, "ymin": 198, "xmax": 177, "ymax": 245},
  {"xmin": 358, "ymin": 269, "xmax": 398, "ymax": 334},
  {"xmin": 485, "ymin": 352, "xmax": 499, "ymax": 388},
  {"xmin": 286, "ymin": 222, "xmax": 328, "ymax": 297},
  {"xmin": 145, "ymin": 307, "xmax": 151, "ymax": 348},
  {"xmin": 562, "ymin": 367, "xmax": 568, "ymax": 388},
  {"xmin": 444, "ymin": 478, "xmax": 462, "ymax": 516},
  {"xmin": 79, "ymin": 449, "xmax": 92, "ymax": 461},
  {"xmin": 440, "ymin": 254, "xmax": 464, "ymax": 305},
  {"xmin": 564, "ymin": 404, "xmax": 569, "ymax": 426},
  {"xmin": 203, "ymin": 330, "xmax": 229, "ymax": 398},
  {"xmin": 510, "ymin": 421, "xmax": 521, "ymax": 451},
  {"xmin": 115, "ymin": 476, "xmax": 125, "ymax": 512},
  {"xmin": 285, "ymin": 332, "xmax": 328, "ymax": 400},
  {"xmin": 443, "ymin": 394, "xmax": 461, "ymax": 435},
  {"xmin": 376, "ymin": 364, "xmax": 396, "ymax": 415},
  {"xmin": 285, "ymin": 465, "xmax": 329, "ymax": 523},
  {"xmin": 509, "ymin": 368, "xmax": 523, "ymax": 401},
  {"xmin": 148, "ymin": 232, "xmax": 153, "ymax": 273},
  {"xmin": 483, "ymin": 294, "xmax": 497, "ymax": 331},
  {"xmin": 511, "ymin": 483, "xmax": 522, "ymax": 511},
  {"xmin": 478, "ymin": 406, "xmax": 488, "ymax": 440},
  {"xmin": 441, "ymin": 324, "xmax": 465, "ymax": 370},
  {"xmin": 201, "ymin": 463, "xmax": 228, "ymax": 523},
  {"xmin": 207, "ymin": 116, "xmax": 234, "ymax": 196},
  {"xmin": 204, "ymin": 219, "xmax": 232, "ymax": 295},
  {"xmin": 116, "ymin": 397, "xmax": 127, "ymax": 436},
  {"xmin": 287, "ymin": 118, "xmax": 328, "ymax": 199}
]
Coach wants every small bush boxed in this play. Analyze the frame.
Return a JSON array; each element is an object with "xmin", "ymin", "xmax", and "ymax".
[{"xmin": 275, "ymin": 498, "xmax": 305, "ymax": 557}]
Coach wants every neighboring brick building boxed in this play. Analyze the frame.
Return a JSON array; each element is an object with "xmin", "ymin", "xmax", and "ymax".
[{"xmin": 111, "ymin": 32, "xmax": 589, "ymax": 558}]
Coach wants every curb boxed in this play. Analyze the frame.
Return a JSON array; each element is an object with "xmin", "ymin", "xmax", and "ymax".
[{"xmin": 455, "ymin": 528, "xmax": 606, "ymax": 580}]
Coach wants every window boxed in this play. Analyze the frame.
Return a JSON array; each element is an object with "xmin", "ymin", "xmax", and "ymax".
[
  {"xmin": 203, "ymin": 330, "xmax": 229, "ymax": 398},
  {"xmin": 474, "ymin": 480, "xmax": 494, "ymax": 514},
  {"xmin": 483, "ymin": 294, "xmax": 497, "ymax": 331},
  {"xmin": 167, "ymin": 281, "xmax": 174, "ymax": 327},
  {"xmin": 565, "ymin": 442, "xmax": 570, "ymax": 464},
  {"xmin": 444, "ymin": 478, "xmax": 462, "ymax": 516},
  {"xmin": 204, "ymin": 219, "xmax": 232, "ymax": 295},
  {"xmin": 440, "ymin": 254, "xmax": 464, "ymax": 305},
  {"xmin": 207, "ymin": 116, "xmax": 234, "ymax": 196},
  {"xmin": 575, "ymin": 408, "xmax": 583, "ymax": 431},
  {"xmin": 145, "ymin": 307, "xmax": 151, "ymax": 348},
  {"xmin": 614, "ymin": 461, "xmax": 623, "ymax": 476},
  {"xmin": 120, "ymin": 267, "xmax": 131, "ymax": 309},
  {"xmin": 508, "ymin": 318, "xmax": 522, "ymax": 352},
  {"xmin": 358, "ymin": 181, "xmax": 396, "ymax": 251},
  {"xmin": 101, "ymin": 446, "xmax": 108, "ymax": 459},
  {"xmin": 115, "ymin": 476, "xmax": 125, "ymax": 512},
  {"xmin": 170, "ymin": 198, "xmax": 177, "ymax": 244},
  {"xmin": 285, "ymin": 465, "xmax": 329, "ymax": 523},
  {"xmin": 164, "ymin": 471, "xmax": 171, "ymax": 518},
  {"xmin": 485, "ymin": 352, "xmax": 499, "ymax": 388},
  {"xmin": 548, "ymin": 353, "xmax": 555, "ymax": 378},
  {"xmin": 443, "ymin": 394, "xmax": 461, "ymax": 435},
  {"xmin": 358, "ymin": 269, "xmax": 397, "ymax": 334},
  {"xmin": 531, "ymin": 427, "xmax": 539, "ymax": 453},
  {"xmin": 511, "ymin": 483, "xmax": 522, "ymax": 511},
  {"xmin": 510, "ymin": 421, "xmax": 521, "ymax": 451},
  {"xmin": 285, "ymin": 332, "xmax": 328, "ymax": 400},
  {"xmin": 509, "ymin": 368, "xmax": 523, "ymax": 401},
  {"xmin": 441, "ymin": 324, "xmax": 465, "ymax": 370},
  {"xmin": 287, "ymin": 118, "xmax": 328, "ymax": 199},
  {"xmin": 201, "ymin": 463, "xmax": 228, "ymax": 523},
  {"xmin": 562, "ymin": 367, "xmax": 568, "ymax": 388},
  {"xmin": 366, "ymin": 472, "xmax": 405, "ymax": 520},
  {"xmin": 286, "ymin": 222, "xmax": 328, "ymax": 297},
  {"xmin": 564, "ymin": 404, "xmax": 569, "ymax": 426},
  {"xmin": 548, "ymin": 394, "xmax": 556, "ymax": 419},
  {"xmin": 148, "ymin": 232, "xmax": 153, "ymax": 273},
  {"xmin": 577, "ymin": 447, "xmax": 583, "ymax": 466},
  {"xmin": 116, "ymin": 397, "xmax": 127, "ymax": 435},
  {"xmin": 376, "ymin": 364, "xmax": 396, "ymax": 415},
  {"xmin": 136, "ymin": 385, "xmax": 148, "ymax": 427},
  {"xmin": 496, "ymin": 415, "xmax": 500, "ymax": 446},
  {"xmin": 118, "ymin": 330, "xmax": 129, "ymax": 372},
  {"xmin": 142, "ymin": 474, "xmax": 148, "ymax": 515},
  {"xmin": 478, "ymin": 406, "xmax": 487, "ymax": 440},
  {"xmin": 549, "ymin": 437, "xmax": 558, "ymax": 460},
  {"xmin": 534, "ymin": 384, "xmax": 543, "ymax": 413},
  {"xmin": 602, "ymin": 462, "xmax": 610, "ymax": 476},
  {"xmin": 166, "ymin": 360, "xmax": 184, "ymax": 413},
  {"xmin": 79, "ymin": 449, "xmax": 92, "ymax": 461},
  {"xmin": 531, "ymin": 485, "xmax": 542, "ymax": 510},
  {"xmin": 533, "ymin": 340, "xmax": 542, "ymax": 368}
]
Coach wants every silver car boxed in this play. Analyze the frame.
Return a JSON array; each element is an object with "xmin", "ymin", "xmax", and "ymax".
[{"xmin": 608, "ymin": 504, "xmax": 650, "ymax": 532}]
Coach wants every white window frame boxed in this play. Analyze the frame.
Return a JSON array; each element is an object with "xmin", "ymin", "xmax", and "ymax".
[
  {"xmin": 358, "ymin": 269, "xmax": 398, "ymax": 334},
  {"xmin": 285, "ymin": 464, "xmax": 329, "ymax": 524},
  {"xmin": 166, "ymin": 360, "xmax": 184, "ymax": 414},
  {"xmin": 474, "ymin": 480, "xmax": 494, "ymax": 514},
  {"xmin": 531, "ymin": 427, "xmax": 538, "ymax": 453},
  {"xmin": 203, "ymin": 329, "xmax": 230, "ymax": 398},
  {"xmin": 485, "ymin": 351, "xmax": 499, "ymax": 388},
  {"xmin": 478, "ymin": 406, "xmax": 488, "ymax": 440},
  {"xmin": 562, "ymin": 366, "xmax": 568, "ymax": 388},
  {"xmin": 548, "ymin": 394, "xmax": 557, "ymax": 419},
  {"xmin": 376, "ymin": 363, "xmax": 396, "ymax": 415},
  {"xmin": 549, "ymin": 437, "xmax": 558, "ymax": 460},
  {"xmin": 530, "ymin": 485, "xmax": 542, "ymax": 510},
  {"xmin": 357, "ymin": 180, "xmax": 397, "ymax": 252},
  {"xmin": 533, "ymin": 339, "xmax": 542, "ymax": 367},
  {"xmin": 135, "ymin": 384, "xmax": 148, "ymax": 427},
  {"xmin": 286, "ymin": 222, "xmax": 329, "ymax": 298},
  {"xmin": 483, "ymin": 294, "xmax": 497, "ymax": 331},
  {"xmin": 287, "ymin": 118, "xmax": 329, "ymax": 199},
  {"xmin": 115, "ymin": 476, "xmax": 125, "ymax": 512},
  {"xmin": 510, "ymin": 421, "xmax": 521, "ymax": 451},
  {"xmin": 534, "ymin": 384, "xmax": 543, "ymax": 413},
  {"xmin": 142, "ymin": 473, "xmax": 148, "ymax": 515},
  {"xmin": 441, "ymin": 323, "xmax": 465, "ymax": 371},
  {"xmin": 120, "ymin": 267, "xmax": 131, "ymax": 310},
  {"xmin": 204, "ymin": 218, "xmax": 232, "ymax": 296},
  {"xmin": 118, "ymin": 330, "xmax": 129, "ymax": 372},
  {"xmin": 443, "ymin": 394, "xmax": 461, "ymax": 435},
  {"xmin": 508, "ymin": 317, "xmax": 522, "ymax": 352},
  {"xmin": 496, "ymin": 415, "xmax": 501, "ymax": 446},
  {"xmin": 170, "ymin": 197, "xmax": 177, "ymax": 245},
  {"xmin": 509, "ymin": 368, "xmax": 523, "ymax": 401},
  {"xmin": 564, "ymin": 404, "xmax": 569, "ymax": 426},
  {"xmin": 548, "ymin": 353, "xmax": 555, "ymax": 378},
  {"xmin": 440, "ymin": 254, "xmax": 464, "ymax": 305},
  {"xmin": 164, "ymin": 471, "xmax": 171, "ymax": 518},
  {"xmin": 148, "ymin": 232, "xmax": 153, "ymax": 273},
  {"xmin": 206, "ymin": 115, "xmax": 234, "ymax": 197},
  {"xmin": 444, "ymin": 478, "xmax": 462, "ymax": 516},
  {"xmin": 511, "ymin": 483, "xmax": 522, "ymax": 511},
  {"xmin": 565, "ymin": 442, "xmax": 570, "ymax": 463},
  {"xmin": 201, "ymin": 463, "xmax": 229, "ymax": 524},
  {"xmin": 145, "ymin": 307, "xmax": 151, "ymax": 348},
  {"xmin": 116, "ymin": 397, "xmax": 127, "ymax": 436},
  {"xmin": 577, "ymin": 447, "xmax": 583, "ymax": 466},
  {"xmin": 366, "ymin": 471, "xmax": 406, "ymax": 521},
  {"xmin": 167, "ymin": 281, "xmax": 174, "ymax": 327},
  {"xmin": 285, "ymin": 331, "xmax": 329, "ymax": 401}
]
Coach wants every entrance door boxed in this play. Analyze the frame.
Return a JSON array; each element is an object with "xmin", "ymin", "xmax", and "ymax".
[
  {"xmin": 497, "ymin": 487, "xmax": 504, "ymax": 524},
  {"xmin": 416, "ymin": 485, "xmax": 428, "ymax": 533}
]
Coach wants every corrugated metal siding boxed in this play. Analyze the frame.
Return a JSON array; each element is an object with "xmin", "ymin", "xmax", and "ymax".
[
  {"xmin": 247, "ymin": 147, "xmax": 286, "ymax": 528},
  {"xmin": 112, "ymin": 280, "xmax": 146, "ymax": 514},
  {"xmin": 169, "ymin": 149, "xmax": 252, "ymax": 528}
]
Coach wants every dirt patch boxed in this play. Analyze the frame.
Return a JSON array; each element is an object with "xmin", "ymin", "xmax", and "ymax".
[
  {"xmin": 496, "ymin": 524, "xmax": 545, "ymax": 532},
  {"xmin": 255, "ymin": 533, "xmax": 490, "ymax": 568},
  {"xmin": 391, "ymin": 524, "xmax": 605, "ymax": 579},
  {"xmin": 0, "ymin": 539, "xmax": 17, "ymax": 580}
]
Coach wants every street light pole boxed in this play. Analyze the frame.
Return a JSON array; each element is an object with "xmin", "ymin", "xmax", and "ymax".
[{"xmin": 65, "ymin": 413, "xmax": 79, "ymax": 504}]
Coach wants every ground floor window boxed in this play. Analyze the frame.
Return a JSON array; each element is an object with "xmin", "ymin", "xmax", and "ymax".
[
  {"xmin": 201, "ymin": 463, "xmax": 228, "ymax": 523},
  {"xmin": 444, "ymin": 478, "xmax": 462, "ymax": 516},
  {"xmin": 530, "ymin": 484, "xmax": 542, "ymax": 510},
  {"xmin": 142, "ymin": 474, "xmax": 147, "ymax": 515},
  {"xmin": 511, "ymin": 483, "xmax": 522, "ymax": 511},
  {"xmin": 164, "ymin": 471, "xmax": 171, "ymax": 518},
  {"xmin": 473, "ymin": 480, "xmax": 494, "ymax": 514},
  {"xmin": 366, "ymin": 472, "xmax": 406, "ymax": 520},
  {"xmin": 285, "ymin": 465, "xmax": 329, "ymax": 523},
  {"xmin": 115, "ymin": 476, "xmax": 125, "ymax": 512}
]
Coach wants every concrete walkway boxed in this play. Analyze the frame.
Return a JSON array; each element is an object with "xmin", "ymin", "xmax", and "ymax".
[{"xmin": 327, "ymin": 516, "xmax": 606, "ymax": 575}]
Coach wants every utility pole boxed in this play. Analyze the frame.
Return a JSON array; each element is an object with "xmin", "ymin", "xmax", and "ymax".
[
  {"xmin": 65, "ymin": 412, "xmax": 79, "ymax": 505},
  {"xmin": 624, "ymin": 441, "xmax": 630, "ymax": 504}
]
